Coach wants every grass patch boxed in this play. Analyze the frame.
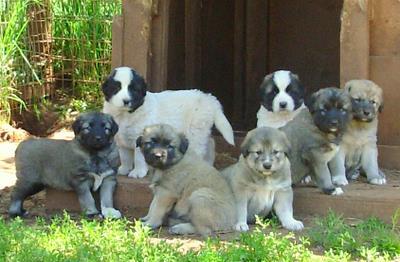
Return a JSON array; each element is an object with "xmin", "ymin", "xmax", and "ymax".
[
  {"xmin": 1, "ymin": 212, "xmax": 399, "ymax": 261},
  {"xmin": 308, "ymin": 210, "xmax": 400, "ymax": 260}
]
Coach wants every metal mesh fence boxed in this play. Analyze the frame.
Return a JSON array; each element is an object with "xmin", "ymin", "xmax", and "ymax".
[{"xmin": 0, "ymin": 0, "xmax": 121, "ymax": 121}]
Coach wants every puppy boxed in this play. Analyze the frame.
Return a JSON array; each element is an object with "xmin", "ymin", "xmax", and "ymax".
[
  {"xmin": 9, "ymin": 112, "xmax": 122, "ymax": 218},
  {"xmin": 137, "ymin": 124, "xmax": 236, "ymax": 236},
  {"xmin": 221, "ymin": 127, "xmax": 304, "ymax": 232},
  {"xmin": 281, "ymin": 87, "xmax": 352, "ymax": 195},
  {"xmin": 102, "ymin": 67, "xmax": 235, "ymax": 179},
  {"xmin": 329, "ymin": 80, "xmax": 386, "ymax": 185},
  {"xmin": 257, "ymin": 70, "xmax": 306, "ymax": 128}
]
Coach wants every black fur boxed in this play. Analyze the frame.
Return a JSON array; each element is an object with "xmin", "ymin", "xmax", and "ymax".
[
  {"xmin": 101, "ymin": 69, "xmax": 119, "ymax": 101},
  {"xmin": 351, "ymin": 98, "xmax": 378, "ymax": 122},
  {"xmin": 73, "ymin": 112, "xmax": 118, "ymax": 151},
  {"xmin": 306, "ymin": 87, "xmax": 352, "ymax": 136},
  {"xmin": 259, "ymin": 72, "xmax": 304, "ymax": 111}
]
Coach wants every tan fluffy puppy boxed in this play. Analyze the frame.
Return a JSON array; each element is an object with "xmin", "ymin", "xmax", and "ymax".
[
  {"xmin": 137, "ymin": 124, "xmax": 236, "ymax": 236},
  {"xmin": 330, "ymin": 80, "xmax": 386, "ymax": 185},
  {"xmin": 221, "ymin": 127, "xmax": 304, "ymax": 232}
]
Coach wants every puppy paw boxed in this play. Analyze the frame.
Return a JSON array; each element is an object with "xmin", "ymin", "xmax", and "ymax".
[
  {"xmin": 331, "ymin": 187, "xmax": 344, "ymax": 195},
  {"xmin": 346, "ymin": 169, "xmax": 360, "ymax": 180},
  {"xmin": 332, "ymin": 176, "xmax": 349, "ymax": 186},
  {"xmin": 142, "ymin": 220, "xmax": 161, "ymax": 230},
  {"xmin": 128, "ymin": 168, "xmax": 148, "ymax": 178},
  {"xmin": 282, "ymin": 219, "xmax": 304, "ymax": 231},
  {"xmin": 369, "ymin": 177, "xmax": 387, "ymax": 185},
  {"xmin": 140, "ymin": 215, "xmax": 149, "ymax": 222},
  {"xmin": 168, "ymin": 223, "xmax": 196, "ymax": 235},
  {"xmin": 234, "ymin": 222, "xmax": 249, "ymax": 232},
  {"xmin": 300, "ymin": 175, "xmax": 312, "ymax": 184},
  {"xmin": 101, "ymin": 207, "xmax": 122, "ymax": 219},
  {"xmin": 118, "ymin": 165, "xmax": 131, "ymax": 176}
]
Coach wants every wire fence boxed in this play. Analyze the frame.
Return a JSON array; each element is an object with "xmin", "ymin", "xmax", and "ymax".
[{"xmin": 0, "ymin": 0, "xmax": 121, "ymax": 122}]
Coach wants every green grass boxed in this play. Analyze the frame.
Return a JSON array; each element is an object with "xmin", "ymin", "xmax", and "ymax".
[
  {"xmin": 308, "ymin": 210, "xmax": 400, "ymax": 261},
  {"xmin": 1, "ymin": 212, "xmax": 399, "ymax": 262}
]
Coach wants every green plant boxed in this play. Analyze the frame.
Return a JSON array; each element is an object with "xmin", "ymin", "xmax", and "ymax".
[
  {"xmin": 308, "ymin": 210, "xmax": 400, "ymax": 260},
  {"xmin": 0, "ymin": 0, "xmax": 40, "ymax": 122}
]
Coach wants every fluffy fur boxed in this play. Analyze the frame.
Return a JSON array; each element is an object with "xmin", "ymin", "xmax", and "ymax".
[
  {"xmin": 221, "ymin": 127, "xmax": 304, "ymax": 231},
  {"xmin": 281, "ymin": 87, "xmax": 352, "ymax": 195},
  {"xmin": 102, "ymin": 67, "xmax": 235, "ymax": 178},
  {"xmin": 257, "ymin": 70, "xmax": 305, "ymax": 128},
  {"xmin": 137, "ymin": 124, "xmax": 236, "ymax": 236},
  {"xmin": 330, "ymin": 80, "xmax": 386, "ymax": 185},
  {"xmin": 9, "ymin": 112, "xmax": 121, "ymax": 218}
]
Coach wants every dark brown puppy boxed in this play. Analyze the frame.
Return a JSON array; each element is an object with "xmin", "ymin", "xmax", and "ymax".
[{"xmin": 281, "ymin": 87, "xmax": 352, "ymax": 195}]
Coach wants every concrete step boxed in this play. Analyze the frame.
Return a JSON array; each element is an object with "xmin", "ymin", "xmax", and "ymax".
[{"xmin": 46, "ymin": 172, "xmax": 400, "ymax": 223}]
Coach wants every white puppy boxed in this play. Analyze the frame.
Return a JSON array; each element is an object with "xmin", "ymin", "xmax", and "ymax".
[
  {"xmin": 102, "ymin": 67, "xmax": 235, "ymax": 178},
  {"xmin": 257, "ymin": 70, "xmax": 306, "ymax": 128}
]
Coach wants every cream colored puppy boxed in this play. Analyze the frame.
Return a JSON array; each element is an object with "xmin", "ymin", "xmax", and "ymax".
[
  {"xmin": 330, "ymin": 80, "xmax": 386, "ymax": 185},
  {"xmin": 222, "ymin": 127, "xmax": 303, "ymax": 232},
  {"xmin": 137, "ymin": 124, "xmax": 236, "ymax": 236}
]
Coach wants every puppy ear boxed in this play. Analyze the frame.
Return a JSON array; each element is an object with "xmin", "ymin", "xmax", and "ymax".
[
  {"xmin": 282, "ymin": 133, "xmax": 292, "ymax": 158},
  {"xmin": 259, "ymin": 73, "xmax": 273, "ymax": 92},
  {"xmin": 101, "ymin": 69, "xmax": 117, "ymax": 100},
  {"xmin": 109, "ymin": 116, "xmax": 119, "ymax": 136},
  {"xmin": 72, "ymin": 116, "xmax": 83, "ymax": 136},
  {"xmin": 178, "ymin": 134, "xmax": 189, "ymax": 154},
  {"xmin": 378, "ymin": 103, "xmax": 384, "ymax": 113},
  {"xmin": 305, "ymin": 91, "xmax": 319, "ymax": 113},
  {"xmin": 130, "ymin": 69, "xmax": 147, "ymax": 97},
  {"xmin": 136, "ymin": 136, "xmax": 143, "ymax": 147},
  {"xmin": 240, "ymin": 137, "xmax": 251, "ymax": 157}
]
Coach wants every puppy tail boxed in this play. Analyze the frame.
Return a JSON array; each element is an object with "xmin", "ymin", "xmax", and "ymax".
[{"xmin": 214, "ymin": 109, "xmax": 235, "ymax": 145}]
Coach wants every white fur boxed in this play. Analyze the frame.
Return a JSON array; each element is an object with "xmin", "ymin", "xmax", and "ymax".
[
  {"xmin": 109, "ymin": 67, "xmax": 134, "ymax": 109},
  {"xmin": 101, "ymin": 207, "xmax": 122, "ymax": 219},
  {"xmin": 257, "ymin": 70, "xmax": 304, "ymax": 128},
  {"xmin": 257, "ymin": 104, "xmax": 306, "ymax": 128},
  {"xmin": 104, "ymin": 84, "xmax": 235, "ymax": 178},
  {"xmin": 272, "ymin": 70, "xmax": 295, "ymax": 112}
]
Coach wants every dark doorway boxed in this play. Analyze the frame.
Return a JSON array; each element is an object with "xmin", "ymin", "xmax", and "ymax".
[{"xmin": 166, "ymin": 0, "xmax": 343, "ymax": 131}]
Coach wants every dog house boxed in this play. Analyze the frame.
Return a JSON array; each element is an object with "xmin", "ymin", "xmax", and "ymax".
[{"xmin": 112, "ymin": 0, "xmax": 400, "ymax": 169}]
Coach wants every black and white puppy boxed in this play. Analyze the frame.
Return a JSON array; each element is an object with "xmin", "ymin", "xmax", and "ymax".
[
  {"xmin": 257, "ymin": 70, "xmax": 305, "ymax": 128},
  {"xmin": 102, "ymin": 67, "xmax": 235, "ymax": 178}
]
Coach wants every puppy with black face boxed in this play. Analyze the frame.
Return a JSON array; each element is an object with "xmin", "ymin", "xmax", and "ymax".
[
  {"xmin": 257, "ymin": 70, "xmax": 306, "ymax": 128},
  {"xmin": 221, "ymin": 127, "xmax": 304, "ymax": 232},
  {"xmin": 102, "ymin": 67, "xmax": 235, "ymax": 179},
  {"xmin": 281, "ymin": 87, "xmax": 352, "ymax": 195},
  {"xmin": 9, "ymin": 112, "xmax": 122, "ymax": 219},
  {"xmin": 329, "ymin": 80, "xmax": 386, "ymax": 185},
  {"xmin": 137, "ymin": 124, "xmax": 236, "ymax": 236}
]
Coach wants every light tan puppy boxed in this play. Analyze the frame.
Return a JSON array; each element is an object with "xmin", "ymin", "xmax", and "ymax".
[
  {"xmin": 137, "ymin": 124, "xmax": 236, "ymax": 236},
  {"xmin": 330, "ymin": 80, "xmax": 386, "ymax": 185},
  {"xmin": 221, "ymin": 127, "xmax": 304, "ymax": 232}
]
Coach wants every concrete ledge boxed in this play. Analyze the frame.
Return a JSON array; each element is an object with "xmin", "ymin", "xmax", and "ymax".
[
  {"xmin": 46, "ymin": 177, "xmax": 152, "ymax": 218},
  {"xmin": 46, "ymin": 172, "xmax": 400, "ymax": 223}
]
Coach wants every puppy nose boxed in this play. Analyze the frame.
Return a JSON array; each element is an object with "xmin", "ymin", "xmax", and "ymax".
[
  {"xmin": 123, "ymin": 99, "xmax": 130, "ymax": 106},
  {"xmin": 279, "ymin": 102, "xmax": 287, "ymax": 108},
  {"xmin": 330, "ymin": 119, "xmax": 338, "ymax": 126},
  {"xmin": 154, "ymin": 151, "xmax": 165, "ymax": 159},
  {"xmin": 263, "ymin": 163, "xmax": 272, "ymax": 170},
  {"xmin": 363, "ymin": 111, "xmax": 371, "ymax": 116},
  {"xmin": 95, "ymin": 136, "xmax": 102, "ymax": 141}
]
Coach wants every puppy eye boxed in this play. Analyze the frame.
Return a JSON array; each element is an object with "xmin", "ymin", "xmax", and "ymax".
[
  {"xmin": 167, "ymin": 145, "xmax": 174, "ymax": 151},
  {"xmin": 354, "ymin": 98, "xmax": 362, "ymax": 103},
  {"xmin": 273, "ymin": 150, "xmax": 280, "ymax": 156},
  {"xmin": 144, "ymin": 142, "xmax": 153, "ymax": 148},
  {"xmin": 370, "ymin": 100, "xmax": 376, "ymax": 105}
]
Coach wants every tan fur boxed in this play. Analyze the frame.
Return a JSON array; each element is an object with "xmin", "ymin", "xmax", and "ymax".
[
  {"xmin": 139, "ymin": 124, "xmax": 236, "ymax": 236},
  {"xmin": 330, "ymin": 80, "xmax": 386, "ymax": 185},
  {"xmin": 221, "ymin": 127, "xmax": 303, "ymax": 231}
]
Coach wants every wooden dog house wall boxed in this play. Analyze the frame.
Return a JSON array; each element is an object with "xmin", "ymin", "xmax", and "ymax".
[{"xmin": 112, "ymin": 0, "xmax": 400, "ymax": 170}]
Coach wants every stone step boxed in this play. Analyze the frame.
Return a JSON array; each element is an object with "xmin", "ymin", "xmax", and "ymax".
[{"xmin": 46, "ymin": 173, "xmax": 400, "ymax": 223}]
